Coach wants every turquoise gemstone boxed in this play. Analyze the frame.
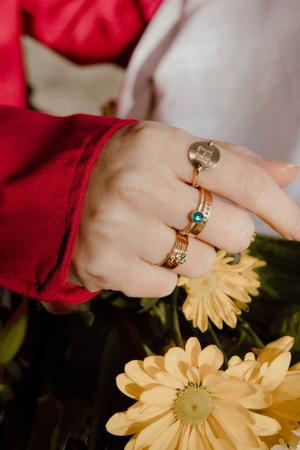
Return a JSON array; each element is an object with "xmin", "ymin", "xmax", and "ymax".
[{"xmin": 192, "ymin": 210, "xmax": 204, "ymax": 224}]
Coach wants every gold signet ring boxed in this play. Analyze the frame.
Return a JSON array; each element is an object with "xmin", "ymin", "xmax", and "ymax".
[{"xmin": 188, "ymin": 141, "xmax": 221, "ymax": 187}]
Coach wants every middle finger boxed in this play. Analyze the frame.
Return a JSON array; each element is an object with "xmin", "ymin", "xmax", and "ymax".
[{"xmin": 159, "ymin": 178, "xmax": 255, "ymax": 253}]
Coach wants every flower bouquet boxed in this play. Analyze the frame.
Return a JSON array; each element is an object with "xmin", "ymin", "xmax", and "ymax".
[{"xmin": 0, "ymin": 235, "xmax": 300, "ymax": 449}]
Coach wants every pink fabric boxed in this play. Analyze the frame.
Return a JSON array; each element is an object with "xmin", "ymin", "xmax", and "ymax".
[{"xmin": 0, "ymin": 0, "xmax": 162, "ymax": 303}]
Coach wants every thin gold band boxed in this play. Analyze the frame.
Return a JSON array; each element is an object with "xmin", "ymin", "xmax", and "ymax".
[{"xmin": 159, "ymin": 232, "xmax": 189, "ymax": 269}]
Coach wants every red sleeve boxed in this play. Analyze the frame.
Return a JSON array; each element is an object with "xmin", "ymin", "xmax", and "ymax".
[
  {"xmin": 0, "ymin": 106, "xmax": 135, "ymax": 304},
  {"xmin": 21, "ymin": 0, "xmax": 163, "ymax": 64}
]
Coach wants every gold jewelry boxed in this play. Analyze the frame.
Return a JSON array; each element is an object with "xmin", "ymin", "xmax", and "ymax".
[
  {"xmin": 181, "ymin": 189, "xmax": 213, "ymax": 236},
  {"xmin": 159, "ymin": 232, "xmax": 189, "ymax": 269},
  {"xmin": 251, "ymin": 232, "xmax": 257, "ymax": 243},
  {"xmin": 188, "ymin": 141, "xmax": 221, "ymax": 187}
]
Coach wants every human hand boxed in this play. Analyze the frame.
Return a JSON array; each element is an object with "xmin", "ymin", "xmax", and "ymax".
[{"xmin": 69, "ymin": 121, "xmax": 300, "ymax": 297}]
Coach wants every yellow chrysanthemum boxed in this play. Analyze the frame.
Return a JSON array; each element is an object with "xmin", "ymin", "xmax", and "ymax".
[
  {"xmin": 227, "ymin": 336, "xmax": 300, "ymax": 448},
  {"xmin": 178, "ymin": 250, "xmax": 265, "ymax": 332},
  {"xmin": 106, "ymin": 337, "xmax": 277, "ymax": 450}
]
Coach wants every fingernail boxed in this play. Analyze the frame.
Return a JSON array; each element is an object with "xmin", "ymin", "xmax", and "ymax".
[
  {"xmin": 283, "ymin": 163, "xmax": 300, "ymax": 175},
  {"xmin": 291, "ymin": 165, "xmax": 300, "ymax": 176}
]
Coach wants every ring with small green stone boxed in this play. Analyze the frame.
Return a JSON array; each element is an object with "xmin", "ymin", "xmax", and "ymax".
[
  {"xmin": 159, "ymin": 232, "xmax": 189, "ymax": 270},
  {"xmin": 181, "ymin": 188, "xmax": 213, "ymax": 236}
]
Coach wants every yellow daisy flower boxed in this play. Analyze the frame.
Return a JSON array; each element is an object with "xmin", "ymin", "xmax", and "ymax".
[
  {"xmin": 106, "ymin": 337, "xmax": 277, "ymax": 450},
  {"xmin": 227, "ymin": 336, "xmax": 300, "ymax": 447},
  {"xmin": 178, "ymin": 250, "xmax": 265, "ymax": 332}
]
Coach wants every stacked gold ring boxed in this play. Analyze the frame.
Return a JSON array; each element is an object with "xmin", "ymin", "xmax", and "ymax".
[
  {"xmin": 159, "ymin": 232, "xmax": 189, "ymax": 269},
  {"xmin": 159, "ymin": 141, "xmax": 219, "ymax": 271},
  {"xmin": 181, "ymin": 188, "xmax": 213, "ymax": 236}
]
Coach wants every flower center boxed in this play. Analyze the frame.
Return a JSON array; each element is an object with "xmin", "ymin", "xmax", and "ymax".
[{"xmin": 173, "ymin": 384, "xmax": 212, "ymax": 425}]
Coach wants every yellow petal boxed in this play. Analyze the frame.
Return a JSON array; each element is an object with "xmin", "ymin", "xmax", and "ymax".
[
  {"xmin": 140, "ymin": 386, "xmax": 176, "ymax": 405},
  {"xmin": 245, "ymin": 352, "xmax": 256, "ymax": 361},
  {"xmin": 185, "ymin": 337, "xmax": 201, "ymax": 367},
  {"xmin": 266, "ymin": 336, "xmax": 294, "ymax": 353},
  {"xmin": 106, "ymin": 412, "xmax": 141, "ymax": 436},
  {"xmin": 148, "ymin": 420, "xmax": 181, "ymax": 450},
  {"xmin": 239, "ymin": 383, "xmax": 272, "ymax": 410},
  {"xmin": 134, "ymin": 411, "xmax": 174, "ymax": 448},
  {"xmin": 187, "ymin": 425, "xmax": 206, "ymax": 450},
  {"xmin": 164, "ymin": 347, "xmax": 188, "ymax": 382},
  {"xmin": 178, "ymin": 424, "xmax": 191, "ymax": 450},
  {"xmin": 249, "ymin": 412, "xmax": 280, "ymax": 437},
  {"xmin": 126, "ymin": 402, "xmax": 170, "ymax": 421},
  {"xmin": 204, "ymin": 419, "xmax": 233, "ymax": 450},
  {"xmin": 290, "ymin": 362, "xmax": 300, "ymax": 371},
  {"xmin": 143, "ymin": 355, "xmax": 165, "ymax": 377},
  {"xmin": 226, "ymin": 360, "xmax": 256, "ymax": 381},
  {"xmin": 272, "ymin": 371, "xmax": 300, "ymax": 402},
  {"xmin": 177, "ymin": 276, "xmax": 189, "ymax": 287},
  {"xmin": 116, "ymin": 373, "xmax": 142, "ymax": 399},
  {"xmin": 257, "ymin": 337, "xmax": 294, "ymax": 364},
  {"xmin": 198, "ymin": 345, "xmax": 224, "ymax": 371},
  {"xmin": 228, "ymin": 355, "xmax": 243, "ymax": 367},
  {"xmin": 125, "ymin": 360, "xmax": 155, "ymax": 387},
  {"xmin": 205, "ymin": 296, "xmax": 224, "ymax": 329},
  {"xmin": 271, "ymin": 399, "xmax": 300, "ymax": 421},
  {"xmin": 154, "ymin": 371, "xmax": 185, "ymax": 390},
  {"xmin": 212, "ymin": 400, "xmax": 261, "ymax": 448},
  {"xmin": 207, "ymin": 414, "xmax": 237, "ymax": 449},
  {"xmin": 186, "ymin": 366, "xmax": 201, "ymax": 385},
  {"xmin": 204, "ymin": 374, "xmax": 255, "ymax": 402},
  {"xmin": 262, "ymin": 353, "xmax": 291, "ymax": 391},
  {"xmin": 124, "ymin": 437, "xmax": 135, "ymax": 450}
]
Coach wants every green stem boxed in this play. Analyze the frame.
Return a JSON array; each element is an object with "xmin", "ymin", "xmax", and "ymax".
[
  {"xmin": 239, "ymin": 318, "xmax": 264, "ymax": 349},
  {"xmin": 207, "ymin": 323, "xmax": 228, "ymax": 365},
  {"xmin": 171, "ymin": 288, "xmax": 184, "ymax": 348}
]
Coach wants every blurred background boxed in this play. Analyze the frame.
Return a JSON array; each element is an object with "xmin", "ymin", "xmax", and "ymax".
[{"xmin": 23, "ymin": 36, "xmax": 124, "ymax": 116}]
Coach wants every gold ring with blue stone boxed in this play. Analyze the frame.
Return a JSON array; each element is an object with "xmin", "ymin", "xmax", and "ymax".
[{"xmin": 181, "ymin": 188, "xmax": 213, "ymax": 236}]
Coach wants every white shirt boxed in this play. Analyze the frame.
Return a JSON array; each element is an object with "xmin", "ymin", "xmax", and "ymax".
[{"xmin": 118, "ymin": 0, "xmax": 300, "ymax": 235}]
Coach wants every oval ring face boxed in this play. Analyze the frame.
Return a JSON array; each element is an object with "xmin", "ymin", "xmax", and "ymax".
[{"xmin": 188, "ymin": 141, "xmax": 221, "ymax": 171}]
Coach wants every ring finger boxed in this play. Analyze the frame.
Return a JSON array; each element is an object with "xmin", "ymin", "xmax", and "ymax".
[
  {"xmin": 138, "ymin": 220, "xmax": 216, "ymax": 279},
  {"xmin": 155, "ymin": 177, "xmax": 255, "ymax": 253}
]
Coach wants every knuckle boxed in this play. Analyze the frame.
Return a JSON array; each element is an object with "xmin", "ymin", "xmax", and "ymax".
[
  {"xmin": 130, "ymin": 121, "xmax": 164, "ymax": 147},
  {"xmin": 189, "ymin": 246, "xmax": 216, "ymax": 278},
  {"xmin": 82, "ymin": 246, "xmax": 116, "ymax": 285},
  {"xmin": 112, "ymin": 168, "xmax": 147, "ymax": 207}
]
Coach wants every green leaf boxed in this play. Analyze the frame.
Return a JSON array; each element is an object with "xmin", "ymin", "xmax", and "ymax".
[
  {"xmin": 0, "ymin": 384, "xmax": 14, "ymax": 407},
  {"xmin": 0, "ymin": 300, "xmax": 28, "ymax": 365},
  {"xmin": 139, "ymin": 298, "xmax": 159, "ymax": 312}
]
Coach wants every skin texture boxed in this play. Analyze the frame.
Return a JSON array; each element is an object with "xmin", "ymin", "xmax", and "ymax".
[{"xmin": 69, "ymin": 121, "xmax": 300, "ymax": 298}]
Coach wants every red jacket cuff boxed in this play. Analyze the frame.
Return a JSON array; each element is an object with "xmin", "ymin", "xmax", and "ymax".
[{"xmin": 0, "ymin": 107, "xmax": 135, "ymax": 304}]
